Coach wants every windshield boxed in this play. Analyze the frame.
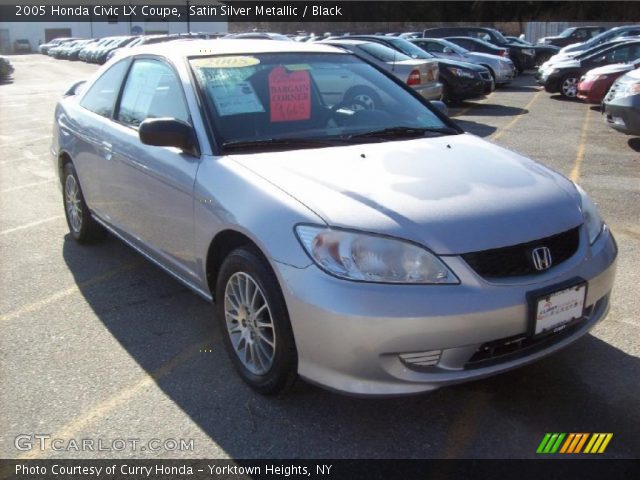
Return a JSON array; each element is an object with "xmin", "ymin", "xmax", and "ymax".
[
  {"xmin": 558, "ymin": 28, "xmax": 577, "ymax": 38},
  {"xmin": 488, "ymin": 29, "xmax": 509, "ymax": 44},
  {"xmin": 386, "ymin": 38, "xmax": 434, "ymax": 59},
  {"xmin": 189, "ymin": 52, "xmax": 454, "ymax": 152},
  {"xmin": 357, "ymin": 42, "xmax": 413, "ymax": 62},
  {"xmin": 436, "ymin": 39, "xmax": 468, "ymax": 54}
]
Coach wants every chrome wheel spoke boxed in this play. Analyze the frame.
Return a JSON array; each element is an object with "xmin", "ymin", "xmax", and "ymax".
[{"xmin": 224, "ymin": 272, "xmax": 276, "ymax": 375}]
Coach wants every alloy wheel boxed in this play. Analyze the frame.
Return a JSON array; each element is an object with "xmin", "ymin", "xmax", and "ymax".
[
  {"xmin": 562, "ymin": 77, "xmax": 578, "ymax": 98},
  {"xmin": 224, "ymin": 272, "xmax": 276, "ymax": 375},
  {"xmin": 64, "ymin": 174, "xmax": 83, "ymax": 233}
]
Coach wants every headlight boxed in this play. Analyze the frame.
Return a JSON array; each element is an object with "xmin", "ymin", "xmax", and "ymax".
[
  {"xmin": 295, "ymin": 225, "xmax": 458, "ymax": 284},
  {"xmin": 575, "ymin": 184, "xmax": 604, "ymax": 245},
  {"xmin": 447, "ymin": 67, "xmax": 476, "ymax": 79},
  {"xmin": 522, "ymin": 48, "xmax": 535, "ymax": 56}
]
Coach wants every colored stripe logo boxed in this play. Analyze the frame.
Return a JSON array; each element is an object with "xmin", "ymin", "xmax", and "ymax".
[{"xmin": 537, "ymin": 433, "xmax": 613, "ymax": 454}]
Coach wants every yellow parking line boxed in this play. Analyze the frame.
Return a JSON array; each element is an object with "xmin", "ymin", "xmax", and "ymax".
[
  {"xmin": 0, "ymin": 179, "xmax": 54, "ymax": 193},
  {"xmin": 570, "ymin": 107, "xmax": 593, "ymax": 182},
  {"xmin": 0, "ymin": 262, "xmax": 141, "ymax": 323},
  {"xmin": 0, "ymin": 215, "xmax": 64, "ymax": 235},
  {"xmin": 490, "ymin": 90, "xmax": 543, "ymax": 141},
  {"xmin": 17, "ymin": 338, "xmax": 212, "ymax": 460}
]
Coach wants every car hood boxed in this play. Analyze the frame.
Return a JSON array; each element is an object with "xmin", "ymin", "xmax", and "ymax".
[
  {"xmin": 587, "ymin": 63, "xmax": 635, "ymax": 75},
  {"xmin": 228, "ymin": 134, "xmax": 583, "ymax": 255},
  {"xmin": 551, "ymin": 59, "xmax": 581, "ymax": 70},
  {"xmin": 437, "ymin": 58, "xmax": 488, "ymax": 72},
  {"xmin": 469, "ymin": 52, "xmax": 509, "ymax": 64}
]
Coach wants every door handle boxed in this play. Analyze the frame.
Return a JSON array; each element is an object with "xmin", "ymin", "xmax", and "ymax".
[{"xmin": 101, "ymin": 141, "xmax": 113, "ymax": 160}]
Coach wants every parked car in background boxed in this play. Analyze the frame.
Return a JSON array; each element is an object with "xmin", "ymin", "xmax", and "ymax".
[
  {"xmin": 560, "ymin": 25, "xmax": 640, "ymax": 56},
  {"xmin": 78, "ymin": 38, "xmax": 112, "ymax": 62},
  {"xmin": 13, "ymin": 39, "xmax": 31, "ymax": 54},
  {"xmin": 399, "ymin": 32, "xmax": 423, "ymax": 39},
  {"xmin": 603, "ymin": 67, "xmax": 640, "ymax": 135},
  {"xmin": 412, "ymin": 38, "xmax": 515, "ymax": 85},
  {"xmin": 538, "ymin": 26, "xmax": 606, "ymax": 48},
  {"xmin": 541, "ymin": 40, "xmax": 640, "ymax": 97},
  {"xmin": 505, "ymin": 36, "xmax": 559, "ymax": 66},
  {"xmin": 52, "ymin": 39, "xmax": 617, "ymax": 396},
  {"xmin": 577, "ymin": 60, "xmax": 640, "ymax": 103},
  {"xmin": 539, "ymin": 37, "xmax": 640, "ymax": 74},
  {"xmin": 0, "ymin": 56, "xmax": 14, "ymax": 80},
  {"xmin": 344, "ymin": 35, "xmax": 494, "ymax": 102},
  {"xmin": 39, "ymin": 38, "xmax": 74, "ymax": 55},
  {"xmin": 94, "ymin": 36, "xmax": 139, "ymax": 64},
  {"xmin": 445, "ymin": 36, "xmax": 510, "ymax": 58},
  {"xmin": 424, "ymin": 26, "xmax": 536, "ymax": 72},
  {"xmin": 319, "ymin": 39, "xmax": 443, "ymax": 101},
  {"xmin": 66, "ymin": 39, "xmax": 97, "ymax": 61}
]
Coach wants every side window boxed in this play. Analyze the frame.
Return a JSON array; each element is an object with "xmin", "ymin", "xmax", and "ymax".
[
  {"xmin": 608, "ymin": 46, "xmax": 630, "ymax": 63},
  {"xmin": 575, "ymin": 30, "xmax": 588, "ymax": 40},
  {"xmin": 116, "ymin": 59, "xmax": 190, "ymax": 127},
  {"xmin": 79, "ymin": 60, "xmax": 129, "ymax": 117},
  {"xmin": 425, "ymin": 41, "xmax": 445, "ymax": 53}
]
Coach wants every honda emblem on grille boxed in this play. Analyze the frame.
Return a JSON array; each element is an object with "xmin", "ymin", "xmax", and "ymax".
[{"xmin": 532, "ymin": 247, "xmax": 553, "ymax": 271}]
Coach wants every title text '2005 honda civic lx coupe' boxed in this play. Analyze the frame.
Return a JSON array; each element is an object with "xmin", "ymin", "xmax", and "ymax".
[{"xmin": 52, "ymin": 40, "xmax": 617, "ymax": 396}]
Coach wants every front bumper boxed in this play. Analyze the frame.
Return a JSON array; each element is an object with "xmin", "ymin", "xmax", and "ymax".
[
  {"xmin": 603, "ymin": 95, "xmax": 640, "ymax": 135},
  {"xmin": 274, "ymin": 226, "xmax": 617, "ymax": 396},
  {"xmin": 494, "ymin": 65, "xmax": 515, "ymax": 85},
  {"xmin": 413, "ymin": 82, "xmax": 443, "ymax": 101},
  {"xmin": 577, "ymin": 79, "xmax": 602, "ymax": 103}
]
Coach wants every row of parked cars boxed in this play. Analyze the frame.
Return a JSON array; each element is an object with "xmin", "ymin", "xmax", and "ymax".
[
  {"xmin": 39, "ymin": 32, "xmax": 225, "ymax": 65},
  {"xmin": 534, "ymin": 25, "xmax": 640, "ymax": 136}
]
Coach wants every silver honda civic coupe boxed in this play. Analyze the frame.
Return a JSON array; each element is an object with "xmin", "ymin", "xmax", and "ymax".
[{"xmin": 52, "ymin": 40, "xmax": 617, "ymax": 396}]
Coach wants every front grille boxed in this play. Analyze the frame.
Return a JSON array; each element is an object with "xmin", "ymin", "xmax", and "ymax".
[{"xmin": 462, "ymin": 227, "xmax": 580, "ymax": 279}]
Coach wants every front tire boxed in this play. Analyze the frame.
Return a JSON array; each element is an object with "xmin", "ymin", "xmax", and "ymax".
[
  {"xmin": 560, "ymin": 74, "xmax": 579, "ymax": 98},
  {"xmin": 62, "ymin": 162, "xmax": 106, "ymax": 244},
  {"xmin": 216, "ymin": 247, "xmax": 298, "ymax": 395}
]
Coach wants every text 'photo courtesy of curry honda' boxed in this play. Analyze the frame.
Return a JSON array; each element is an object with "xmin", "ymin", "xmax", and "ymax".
[{"xmin": 52, "ymin": 39, "xmax": 617, "ymax": 397}]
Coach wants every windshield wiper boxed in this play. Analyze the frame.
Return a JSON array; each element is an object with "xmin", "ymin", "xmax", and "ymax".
[
  {"xmin": 222, "ymin": 137, "xmax": 345, "ymax": 152},
  {"xmin": 346, "ymin": 126, "xmax": 457, "ymax": 140}
]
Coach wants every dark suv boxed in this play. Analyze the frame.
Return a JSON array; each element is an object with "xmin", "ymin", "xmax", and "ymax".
[
  {"xmin": 538, "ymin": 26, "xmax": 606, "ymax": 48},
  {"xmin": 423, "ymin": 26, "xmax": 536, "ymax": 72}
]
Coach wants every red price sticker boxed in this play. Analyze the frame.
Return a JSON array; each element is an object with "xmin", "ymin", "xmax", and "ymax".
[{"xmin": 268, "ymin": 66, "xmax": 311, "ymax": 122}]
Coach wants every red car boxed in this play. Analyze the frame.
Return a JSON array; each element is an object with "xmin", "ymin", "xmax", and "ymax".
[{"xmin": 577, "ymin": 60, "xmax": 640, "ymax": 103}]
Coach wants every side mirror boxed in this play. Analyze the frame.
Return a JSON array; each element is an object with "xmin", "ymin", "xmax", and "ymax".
[
  {"xmin": 431, "ymin": 100, "xmax": 449, "ymax": 116},
  {"xmin": 63, "ymin": 80, "xmax": 86, "ymax": 97},
  {"xmin": 139, "ymin": 118, "xmax": 198, "ymax": 155}
]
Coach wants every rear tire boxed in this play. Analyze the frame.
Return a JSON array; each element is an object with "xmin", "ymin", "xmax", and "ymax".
[
  {"xmin": 62, "ymin": 162, "xmax": 106, "ymax": 244},
  {"xmin": 216, "ymin": 247, "xmax": 298, "ymax": 395}
]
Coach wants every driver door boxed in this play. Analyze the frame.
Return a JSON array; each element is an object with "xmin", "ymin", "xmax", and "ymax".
[{"xmin": 101, "ymin": 57, "xmax": 201, "ymax": 281}]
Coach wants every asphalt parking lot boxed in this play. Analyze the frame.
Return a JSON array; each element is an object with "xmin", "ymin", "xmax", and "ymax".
[{"xmin": 0, "ymin": 54, "xmax": 639, "ymax": 460}]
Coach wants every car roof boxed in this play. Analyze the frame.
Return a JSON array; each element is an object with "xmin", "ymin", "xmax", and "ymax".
[
  {"xmin": 316, "ymin": 39, "xmax": 367, "ymax": 46},
  {"xmin": 117, "ymin": 39, "xmax": 347, "ymax": 60}
]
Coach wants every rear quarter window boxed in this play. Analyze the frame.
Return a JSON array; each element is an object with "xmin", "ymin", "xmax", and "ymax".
[{"xmin": 79, "ymin": 60, "xmax": 129, "ymax": 118}]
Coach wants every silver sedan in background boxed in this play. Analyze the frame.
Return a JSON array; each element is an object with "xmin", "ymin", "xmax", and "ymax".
[
  {"xmin": 52, "ymin": 40, "xmax": 616, "ymax": 396},
  {"xmin": 411, "ymin": 37, "xmax": 516, "ymax": 84},
  {"xmin": 318, "ymin": 38, "xmax": 443, "ymax": 101}
]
